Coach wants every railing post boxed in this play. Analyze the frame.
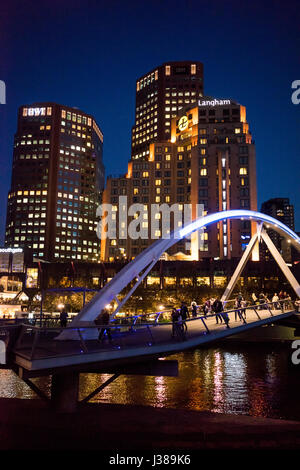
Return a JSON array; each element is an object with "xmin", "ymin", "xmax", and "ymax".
[
  {"xmin": 30, "ymin": 329, "xmax": 40, "ymax": 360},
  {"xmin": 146, "ymin": 325, "xmax": 155, "ymax": 345},
  {"xmin": 76, "ymin": 328, "xmax": 89, "ymax": 353},
  {"xmin": 252, "ymin": 307, "xmax": 261, "ymax": 320},
  {"xmin": 266, "ymin": 303, "xmax": 273, "ymax": 317},
  {"xmin": 51, "ymin": 372, "xmax": 79, "ymax": 413},
  {"xmin": 200, "ymin": 317, "xmax": 210, "ymax": 334}
]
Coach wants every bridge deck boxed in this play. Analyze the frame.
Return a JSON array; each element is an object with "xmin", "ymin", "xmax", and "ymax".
[{"xmin": 11, "ymin": 305, "xmax": 296, "ymax": 374}]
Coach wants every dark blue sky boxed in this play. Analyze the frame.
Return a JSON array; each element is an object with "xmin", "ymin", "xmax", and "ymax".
[{"xmin": 0, "ymin": 0, "xmax": 299, "ymax": 244}]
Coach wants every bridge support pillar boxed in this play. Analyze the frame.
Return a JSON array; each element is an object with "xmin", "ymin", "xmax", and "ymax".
[{"xmin": 51, "ymin": 372, "xmax": 79, "ymax": 413}]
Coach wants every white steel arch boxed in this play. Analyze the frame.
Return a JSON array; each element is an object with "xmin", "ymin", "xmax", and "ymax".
[{"xmin": 71, "ymin": 209, "xmax": 300, "ymax": 326}]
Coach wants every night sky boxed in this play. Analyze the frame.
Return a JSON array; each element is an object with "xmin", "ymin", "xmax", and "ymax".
[{"xmin": 0, "ymin": 0, "xmax": 299, "ymax": 245}]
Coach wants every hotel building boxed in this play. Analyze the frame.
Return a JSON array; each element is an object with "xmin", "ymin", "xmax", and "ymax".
[
  {"xmin": 101, "ymin": 96, "xmax": 257, "ymax": 262},
  {"xmin": 131, "ymin": 61, "xmax": 204, "ymax": 160},
  {"xmin": 5, "ymin": 103, "xmax": 104, "ymax": 262}
]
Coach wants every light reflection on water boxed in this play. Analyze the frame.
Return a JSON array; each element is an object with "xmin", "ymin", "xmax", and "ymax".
[{"xmin": 1, "ymin": 344, "xmax": 299, "ymax": 420}]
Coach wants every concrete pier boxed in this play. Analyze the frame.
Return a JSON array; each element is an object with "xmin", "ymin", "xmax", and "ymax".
[{"xmin": 51, "ymin": 372, "xmax": 79, "ymax": 413}]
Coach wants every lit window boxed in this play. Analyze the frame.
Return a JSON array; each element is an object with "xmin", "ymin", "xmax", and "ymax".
[{"xmin": 239, "ymin": 168, "xmax": 248, "ymax": 175}]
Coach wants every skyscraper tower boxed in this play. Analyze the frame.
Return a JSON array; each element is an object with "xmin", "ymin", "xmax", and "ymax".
[
  {"xmin": 5, "ymin": 103, "xmax": 104, "ymax": 262},
  {"xmin": 261, "ymin": 198, "xmax": 295, "ymax": 262},
  {"xmin": 131, "ymin": 61, "xmax": 204, "ymax": 160}
]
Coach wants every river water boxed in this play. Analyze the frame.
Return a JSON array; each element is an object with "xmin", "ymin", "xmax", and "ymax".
[{"xmin": 1, "ymin": 341, "xmax": 299, "ymax": 421}]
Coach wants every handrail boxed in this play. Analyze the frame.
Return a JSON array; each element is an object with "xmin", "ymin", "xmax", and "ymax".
[{"xmin": 11, "ymin": 300, "xmax": 294, "ymax": 334}]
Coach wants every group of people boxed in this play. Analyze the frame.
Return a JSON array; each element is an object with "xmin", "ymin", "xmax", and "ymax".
[
  {"xmin": 59, "ymin": 289, "xmax": 298, "ymax": 344},
  {"xmin": 200, "ymin": 297, "xmax": 230, "ymax": 326},
  {"xmin": 171, "ymin": 297, "xmax": 231, "ymax": 338},
  {"xmin": 251, "ymin": 291, "xmax": 292, "ymax": 310},
  {"xmin": 171, "ymin": 302, "xmax": 190, "ymax": 338}
]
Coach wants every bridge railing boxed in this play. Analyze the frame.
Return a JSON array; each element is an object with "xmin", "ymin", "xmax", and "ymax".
[
  {"xmin": 114, "ymin": 298, "xmax": 295, "ymax": 325},
  {"xmin": 11, "ymin": 300, "xmax": 296, "ymax": 362},
  {"xmin": 12, "ymin": 321, "xmax": 176, "ymax": 360}
]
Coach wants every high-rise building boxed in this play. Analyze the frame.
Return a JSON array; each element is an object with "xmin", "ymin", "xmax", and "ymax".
[
  {"xmin": 131, "ymin": 61, "xmax": 204, "ymax": 160},
  {"xmin": 5, "ymin": 103, "xmax": 105, "ymax": 262},
  {"xmin": 101, "ymin": 96, "xmax": 257, "ymax": 261},
  {"xmin": 260, "ymin": 198, "xmax": 295, "ymax": 262}
]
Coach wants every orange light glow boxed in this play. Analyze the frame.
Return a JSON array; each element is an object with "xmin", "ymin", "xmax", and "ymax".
[{"xmin": 126, "ymin": 162, "xmax": 133, "ymax": 178}]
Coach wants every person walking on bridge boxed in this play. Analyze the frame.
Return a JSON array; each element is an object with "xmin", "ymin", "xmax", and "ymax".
[
  {"xmin": 59, "ymin": 309, "xmax": 68, "ymax": 328},
  {"xmin": 191, "ymin": 301, "xmax": 197, "ymax": 318},
  {"xmin": 171, "ymin": 308, "xmax": 184, "ymax": 339},
  {"xmin": 251, "ymin": 292, "xmax": 257, "ymax": 304},
  {"xmin": 235, "ymin": 293, "xmax": 243, "ymax": 321},
  {"xmin": 272, "ymin": 293, "xmax": 279, "ymax": 310},
  {"xmin": 95, "ymin": 308, "xmax": 112, "ymax": 343},
  {"xmin": 259, "ymin": 292, "xmax": 266, "ymax": 310},
  {"xmin": 180, "ymin": 302, "xmax": 189, "ymax": 333},
  {"xmin": 203, "ymin": 298, "xmax": 211, "ymax": 316},
  {"xmin": 213, "ymin": 298, "xmax": 229, "ymax": 328},
  {"xmin": 212, "ymin": 298, "xmax": 223, "ymax": 324},
  {"xmin": 241, "ymin": 298, "xmax": 247, "ymax": 319}
]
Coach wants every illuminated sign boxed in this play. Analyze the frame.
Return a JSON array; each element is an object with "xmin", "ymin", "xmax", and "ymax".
[
  {"xmin": 0, "ymin": 248, "xmax": 23, "ymax": 253},
  {"xmin": 23, "ymin": 107, "xmax": 52, "ymax": 117},
  {"xmin": 198, "ymin": 99, "xmax": 231, "ymax": 107},
  {"xmin": 28, "ymin": 107, "xmax": 45, "ymax": 116},
  {"xmin": 180, "ymin": 132, "xmax": 191, "ymax": 141},
  {"xmin": 178, "ymin": 116, "xmax": 188, "ymax": 131}
]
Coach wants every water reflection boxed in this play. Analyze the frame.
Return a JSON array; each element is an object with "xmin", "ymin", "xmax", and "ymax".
[
  {"xmin": 212, "ymin": 352, "xmax": 223, "ymax": 413},
  {"xmin": 1, "ymin": 343, "xmax": 299, "ymax": 421},
  {"xmin": 0, "ymin": 369, "xmax": 51, "ymax": 399}
]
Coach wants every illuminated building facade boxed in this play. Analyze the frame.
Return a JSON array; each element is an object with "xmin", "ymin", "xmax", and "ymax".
[
  {"xmin": 101, "ymin": 96, "xmax": 257, "ymax": 262},
  {"xmin": 261, "ymin": 198, "xmax": 295, "ymax": 262},
  {"xmin": 5, "ymin": 103, "xmax": 104, "ymax": 262},
  {"xmin": 131, "ymin": 61, "xmax": 204, "ymax": 160}
]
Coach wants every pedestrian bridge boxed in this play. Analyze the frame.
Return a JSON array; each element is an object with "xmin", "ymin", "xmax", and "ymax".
[
  {"xmin": 1, "ymin": 208, "xmax": 300, "ymax": 411},
  {"xmin": 2, "ymin": 208, "xmax": 300, "ymax": 375},
  {"xmin": 7, "ymin": 300, "xmax": 298, "ymax": 374}
]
